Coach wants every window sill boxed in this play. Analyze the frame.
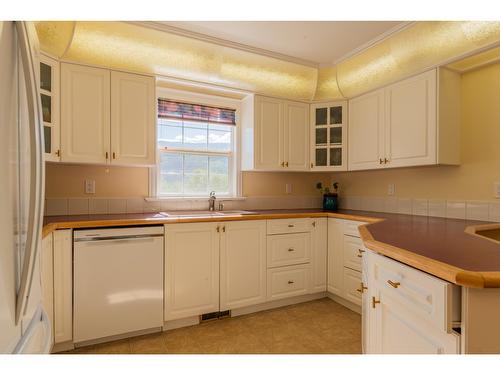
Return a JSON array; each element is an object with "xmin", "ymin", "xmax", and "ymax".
[{"xmin": 144, "ymin": 196, "xmax": 247, "ymax": 202}]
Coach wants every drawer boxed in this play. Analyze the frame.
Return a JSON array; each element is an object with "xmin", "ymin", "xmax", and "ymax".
[
  {"xmin": 267, "ymin": 218, "xmax": 311, "ymax": 235},
  {"xmin": 267, "ymin": 232, "xmax": 310, "ymax": 268},
  {"xmin": 368, "ymin": 251, "xmax": 458, "ymax": 333},
  {"xmin": 343, "ymin": 268, "xmax": 362, "ymax": 306},
  {"xmin": 343, "ymin": 235, "xmax": 364, "ymax": 272},
  {"xmin": 267, "ymin": 264, "xmax": 310, "ymax": 301},
  {"xmin": 343, "ymin": 220, "xmax": 366, "ymax": 238}
]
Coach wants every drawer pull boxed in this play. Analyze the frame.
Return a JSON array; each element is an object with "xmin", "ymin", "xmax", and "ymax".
[
  {"xmin": 372, "ymin": 296, "xmax": 380, "ymax": 309},
  {"xmin": 288, "ymin": 224, "xmax": 295, "ymax": 228},
  {"xmin": 357, "ymin": 249, "xmax": 365, "ymax": 258},
  {"xmin": 288, "ymin": 247, "xmax": 295, "ymax": 252},
  {"xmin": 356, "ymin": 282, "xmax": 368, "ymax": 294},
  {"xmin": 287, "ymin": 280, "xmax": 294, "ymax": 284},
  {"xmin": 387, "ymin": 280, "xmax": 401, "ymax": 288}
]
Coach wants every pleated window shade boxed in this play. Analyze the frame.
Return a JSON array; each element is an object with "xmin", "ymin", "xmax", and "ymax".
[{"xmin": 157, "ymin": 99, "xmax": 236, "ymax": 126}]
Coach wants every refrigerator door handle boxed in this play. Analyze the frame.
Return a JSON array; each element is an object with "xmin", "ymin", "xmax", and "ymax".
[{"xmin": 14, "ymin": 21, "xmax": 45, "ymax": 325}]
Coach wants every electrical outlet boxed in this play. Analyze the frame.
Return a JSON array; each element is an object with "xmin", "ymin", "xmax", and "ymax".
[
  {"xmin": 388, "ymin": 183, "xmax": 395, "ymax": 196},
  {"xmin": 285, "ymin": 183, "xmax": 292, "ymax": 194},
  {"xmin": 85, "ymin": 180, "xmax": 95, "ymax": 194},
  {"xmin": 494, "ymin": 182, "xmax": 500, "ymax": 198}
]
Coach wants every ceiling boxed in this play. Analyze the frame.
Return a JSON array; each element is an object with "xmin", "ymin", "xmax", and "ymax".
[{"xmin": 159, "ymin": 21, "xmax": 405, "ymax": 66}]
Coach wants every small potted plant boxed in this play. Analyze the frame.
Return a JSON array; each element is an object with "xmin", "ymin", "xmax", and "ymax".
[{"xmin": 316, "ymin": 181, "xmax": 339, "ymax": 211}]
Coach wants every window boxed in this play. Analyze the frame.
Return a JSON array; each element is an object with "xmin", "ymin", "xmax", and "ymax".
[{"xmin": 156, "ymin": 98, "xmax": 237, "ymax": 197}]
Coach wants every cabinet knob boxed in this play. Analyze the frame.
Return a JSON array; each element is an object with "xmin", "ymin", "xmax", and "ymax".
[
  {"xmin": 387, "ymin": 280, "xmax": 401, "ymax": 288},
  {"xmin": 372, "ymin": 296, "xmax": 381, "ymax": 309},
  {"xmin": 356, "ymin": 282, "xmax": 368, "ymax": 294},
  {"xmin": 287, "ymin": 280, "xmax": 294, "ymax": 284},
  {"xmin": 288, "ymin": 248, "xmax": 295, "ymax": 252}
]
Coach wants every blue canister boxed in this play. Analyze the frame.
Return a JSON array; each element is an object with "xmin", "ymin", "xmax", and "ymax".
[{"xmin": 323, "ymin": 193, "xmax": 338, "ymax": 211}]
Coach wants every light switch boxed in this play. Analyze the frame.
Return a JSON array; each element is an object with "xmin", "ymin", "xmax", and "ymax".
[
  {"xmin": 494, "ymin": 182, "xmax": 500, "ymax": 198},
  {"xmin": 285, "ymin": 183, "xmax": 292, "ymax": 194},
  {"xmin": 388, "ymin": 183, "xmax": 395, "ymax": 196},
  {"xmin": 85, "ymin": 180, "xmax": 96, "ymax": 194}
]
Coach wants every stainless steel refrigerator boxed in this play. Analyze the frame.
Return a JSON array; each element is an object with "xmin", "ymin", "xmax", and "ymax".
[{"xmin": 0, "ymin": 21, "xmax": 50, "ymax": 353}]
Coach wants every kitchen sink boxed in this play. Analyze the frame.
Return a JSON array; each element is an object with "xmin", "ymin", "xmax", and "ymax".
[{"xmin": 160, "ymin": 210, "xmax": 256, "ymax": 217}]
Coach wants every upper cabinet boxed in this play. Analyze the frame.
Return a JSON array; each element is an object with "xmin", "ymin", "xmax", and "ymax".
[
  {"xmin": 60, "ymin": 63, "xmax": 156, "ymax": 166},
  {"xmin": 310, "ymin": 101, "xmax": 347, "ymax": 171},
  {"xmin": 348, "ymin": 68, "xmax": 460, "ymax": 171},
  {"xmin": 40, "ymin": 54, "xmax": 60, "ymax": 162},
  {"xmin": 241, "ymin": 95, "xmax": 309, "ymax": 171}
]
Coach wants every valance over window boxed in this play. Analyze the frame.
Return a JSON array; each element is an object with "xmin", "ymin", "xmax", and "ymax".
[{"xmin": 157, "ymin": 99, "xmax": 236, "ymax": 126}]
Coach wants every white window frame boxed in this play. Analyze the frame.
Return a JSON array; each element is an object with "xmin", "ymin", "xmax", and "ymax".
[{"xmin": 150, "ymin": 87, "xmax": 242, "ymax": 199}]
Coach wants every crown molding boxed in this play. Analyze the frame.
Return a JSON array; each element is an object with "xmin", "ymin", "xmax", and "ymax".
[{"xmin": 126, "ymin": 21, "xmax": 320, "ymax": 68}]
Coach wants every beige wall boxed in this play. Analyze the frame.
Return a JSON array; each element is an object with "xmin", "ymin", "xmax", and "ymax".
[
  {"xmin": 45, "ymin": 63, "xmax": 500, "ymax": 201},
  {"xmin": 331, "ymin": 62, "xmax": 500, "ymax": 200}
]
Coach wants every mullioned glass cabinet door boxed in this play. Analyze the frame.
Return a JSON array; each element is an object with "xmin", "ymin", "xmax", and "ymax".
[
  {"xmin": 40, "ymin": 54, "xmax": 60, "ymax": 162},
  {"xmin": 310, "ymin": 101, "xmax": 347, "ymax": 171}
]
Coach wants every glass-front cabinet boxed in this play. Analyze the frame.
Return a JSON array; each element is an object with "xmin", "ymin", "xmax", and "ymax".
[
  {"xmin": 40, "ymin": 54, "xmax": 60, "ymax": 162},
  {"xmin": 310, "ymin": 101, "xmax": 347, "ymax": 171}
]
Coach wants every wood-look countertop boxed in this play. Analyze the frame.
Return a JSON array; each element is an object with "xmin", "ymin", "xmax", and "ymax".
[{"xmin": 42, "ymin": 209, "xmax": 500, "ymax": 288}]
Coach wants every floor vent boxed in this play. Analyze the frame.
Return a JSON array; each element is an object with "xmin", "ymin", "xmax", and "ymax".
[{"xmin": 200, "ymin": 310, "xmax": 231, "ymax": 322}]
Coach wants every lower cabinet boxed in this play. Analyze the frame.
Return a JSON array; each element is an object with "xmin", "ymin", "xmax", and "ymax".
[
  {"xmin": 164, "ymin": 222, "xmax": 220, "ymax": 321},
  {"xmin": 363, "ymin": 249, "xmax": 460, "ymax": 354},
  {"xmin": 41, "ymin": 233, "xmax": 54, "ymax": 348},
  {"xmin": 311, "ymin": 218, "xmax": 327, "ymax": 292},
  {"xmin": 267, "ymin": 264, "xmax": 311, "ymax": 301},
  {"xmin": 53, "ymin": 229, "xmax": 73, "ymax": 344},
  {"xmin": 220, "ymin": 220, "xmax": 267, "ymax": 310}
]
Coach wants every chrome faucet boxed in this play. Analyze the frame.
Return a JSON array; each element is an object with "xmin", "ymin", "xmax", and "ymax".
[{"xmin": 208, "ymin": 191, "xmax": 216, "ymax": 211}]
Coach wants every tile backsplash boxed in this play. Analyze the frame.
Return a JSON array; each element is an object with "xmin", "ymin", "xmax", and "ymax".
[{"xmin": 44, "ymin": 194, "xmax": 500, "ymax": 222}]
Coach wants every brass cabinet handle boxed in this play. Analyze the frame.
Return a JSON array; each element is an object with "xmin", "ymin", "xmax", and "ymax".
[
  {"xmin": 112, "ymin": 152, "xmax": 116, "ymax": 159},
  {"xmin": 312, "ymin": 221, "xmax": 316, "ymax": 227},
  {"xmin": 372, "ymin": 296, "xmax": 381, "ymax": 308},
  {"xmin": 287, "ymin": 280, "xmax": 294, "ymax": 284},
  {"xmin": 288, "ymin": 224, "xmax": 294, "ymax": 228},
  {"xmin": 357, "ymin": 248, "xmax": 365, "ymax": 258},
  {"xmin": 310, "ymin": 162, "xmax": 314, "ymax": 168},
  {"xmin": 356, "ymin": 282, "xmax": 368, "ymax": 294},
  {"xmin": 288, "ymin": 248, "xmax": 295, "ymax": 252},
  {"xmin": 285, "ymin": 161, "xmax": 289, "ymax": 167},
  {"xmin": 379, "ymin": 158, "xmax": 383, "ymax": 164},
  {"xmin": 105, "ymin": 151, "xmax": 109, "ymax": 159},
  {"xmin": 222, "ymin": 226, "xmax": 226, "ymax": 233},
  {"xmin": 216, "ymin": 226, "xmax": 220, "ymax": 233},
  {"xmin": 384, "ymin": 158, "xmax": 389, "ymax": 164},
  {"xmin": 55, "ymin": 149, "xmax": 60, "ymax": 157},
  {"xmin": 281, "ymin": 161, "xmax": 285, "ymax": 167},
  {"xmin": 387, "ymin": 280, "xmax": 401, "ymax": 288}
]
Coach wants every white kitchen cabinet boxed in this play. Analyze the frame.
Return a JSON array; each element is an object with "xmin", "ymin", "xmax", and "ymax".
[
  {"xmin": 61, "ymin": 63, "xmax": 110, "ymax": 164},
  {"xmin": 40, "ymin": 54, "xmax": 60, "ymax": 162},
  {"xmin": 164, "ymin": 222, "xmax": 220, "ymax": 321},
  {"xmin": 311, "ymin": 218, "xmax": 327, "ymax": 292},
  {"xmin": 220, "ymin": 220, "xmax": 267, "ymax": 310},
  {"xmin": 310, "ymin": 101, "xmax": 347, "ymax": 171},
  {"xmin": 61, "ymin": 62, "xmax": 156, "ymax": 166},
  {"xmin": 41, "ymin": 233, "xmax": 54, "ymax": 346},
  {"xmin": 53, "ymin": 229, "xmax": 72, "ymax": 344},
  {"xmin": 110, "ymin": 71, "xmax": 156, "ymax": 165},
  {"xmin": 241, "ymin": 95, "xmax": 309, "ymax": 171},
  {"xmin": 267, "ymin": 264, "xmax": 311, "ymax": 301},
  {"xmin": 364, "ymin": 249, "xmax": 460, "ymax": 354},
  {"xmin": 348, "ymin": 68, "xmax": 460, "ymax": 171},
  {"xmin": 327, "ymin": 218, "xmax": 344, "ymax": 295}
]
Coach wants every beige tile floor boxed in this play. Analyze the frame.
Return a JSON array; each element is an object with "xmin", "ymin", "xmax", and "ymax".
[{"xmin": 66, "ymin": 298, "xmax": 361, "ymax": 354}]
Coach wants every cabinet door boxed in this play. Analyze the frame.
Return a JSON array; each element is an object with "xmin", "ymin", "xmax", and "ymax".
[
  {"xmin": 327, "ymin": 219, "xmax": 344, "ymax": 295},
  {"xmin": 165, "ymin": 223, "xmax": 220, "ymax": 321},
  {"xmin": 254, "ymin": 96, "xmax": 284, "ymax": 169},
  {"xmin": 110, "ymin": 71, "xmax": 156, "ymax": 165},
  {"xmin": 61, "ymin": 63, "xmax": 110, "ymax": 164},
  {"xmin": 372, "ymin": 289, "xmax": 459, "ymax": 354},
  {"xmin": 53, "ymin": 230, "xmax": 72, "ymax": 344},
  {"xmin": 41, "ymin": 233, "xmax": 54, "ymax": 347},
  {"xmin": 384, "ymin": 70, "xmax": 437, "ymax": 168},
  {"xmin": 348, "ymin": 89, "xmax": 385, "ymax": 171},
  {"xmin": 361, "ymin": 250, "xmax": 371, "ymax": 354},
  {"xmin": 40, "ymin": 54, "xmax": 60, "ymax": 162},
  {"xmin": 310, "ymin": 101, "xmax": 347, "ymax": 171},
  {"xmin": 284, "ymin": 101, "xmax": 309, "ymax": 170},
  {"xmin": 220, "ymin": 221, "xmax": 267, "ymax": 310},
  {"xmin": 311, "ymin": 218, "xmax": 327, "ymax": 293}
]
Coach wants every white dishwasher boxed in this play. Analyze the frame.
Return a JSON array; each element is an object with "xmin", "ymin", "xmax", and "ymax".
[{"xmin": 73, "ymin": 226, "xmax": 164, "ymax": 344}]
